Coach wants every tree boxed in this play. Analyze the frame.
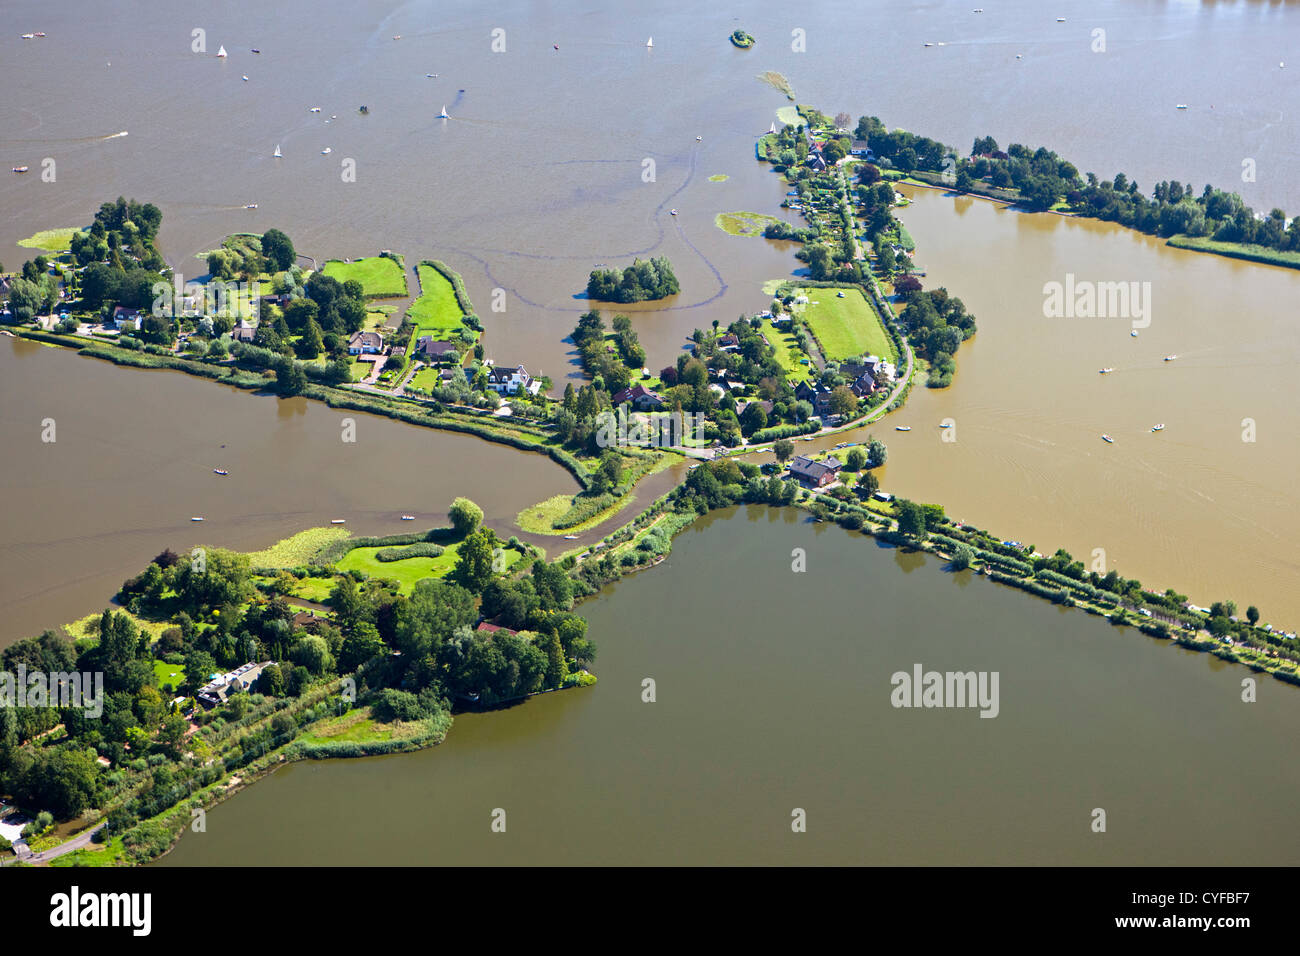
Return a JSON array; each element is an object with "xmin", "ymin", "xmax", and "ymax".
[
  {"xmin": 866, "ymin": 436, "xmax": 887, "ymax": 466},
  {"xmin": 454, "ymin": 529, "xmax": 497, "ymax": 591},
  {"xmin": 275, "ymin": 361, "xmax": 308, "ymax": 397},
  {"xmin": 1246, "ymin": 606, "xmax": 1260, "ymax": 627},
  {"xmin": 339, "ymin": 622, "xmax": 386, "ymax": 672},
  {"xmin": 844, "ymin": 447, "xmax": 867, "ymax": 471},
  {"xmin": 895, "ymin": 499, "xmax": 926, "ymax": 539},
  {"xmin": 290, "ymin": 635, "xmax": 334, "ymax": 675},
  {"xmin": 773, "ymin": 439, "xmax": 795, "ymax": 464},
  {"xmin": 950, "ymin": 543, "xmax": 973, "ymax": 570},
  {"xmin": 295, "ymin": 318, "xmax": 324, "ymax": 359},
  {"xmin": 394, "ymin": 579, "xmax": 476, "ymax": 659},
  {"xmin": 856, "ymin": 470, "xmax": 879, "ymax": 497},
  {"xmin": 739, "ymin": 402, "xmax": 768, "ymax": 437},
  {"xmin": 260, "ymin": 228, "xmax": 296, "ymax": 271},
  {"xmin": 448, "ymin": 497, "xmax": 484, "ymax": 536}
]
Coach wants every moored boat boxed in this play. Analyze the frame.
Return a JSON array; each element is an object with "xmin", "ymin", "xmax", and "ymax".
[
  {"xmin": 213, "ymin": 468, "xmax": 229, "ymax": 475},
  {"xmin": 191, "ymin": 516, "xmax": 205, "ymax": 521},
  {"xmin": 330, "ymin": 518, "xmax": 346, "ymax": 524},
  {"xmin": 1151, "ymin": 424, "xmax": 1165, "ymax": 432},
  {"xmin": 1101, "ymin": 434, "xmax": 1114, "ymax": 443},
  {"xmin": 400, "ymin": 514, "xmax": 415, "ymax": 520},
  {"xmin": 895, "ymin": 425, "xmax": 912, "ymax": 431},
  {"xmin": 12, "ymin": 166, "xmax": 29, "ymax": 173},
  {"xmin": 1099, "ymin": 367, "xmax": 1113, "ymax": 373}
]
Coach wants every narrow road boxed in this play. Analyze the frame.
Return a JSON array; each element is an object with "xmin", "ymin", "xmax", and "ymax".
[{"xmin": 12, "ymin": 823, "xmax": 105, "ymax": 866}]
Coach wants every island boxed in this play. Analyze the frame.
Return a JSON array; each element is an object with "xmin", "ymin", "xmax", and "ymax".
[{"xmin": 585, "ymin": 256, "xmax": 680, "ymax": 303}]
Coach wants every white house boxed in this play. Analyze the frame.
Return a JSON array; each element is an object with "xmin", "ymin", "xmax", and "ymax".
[
  {"xmin": 347, "ymin": 330, "xmax": 384, "ymax": 355},
  {"xmin": 485, "ymin": 363, "xmax": 539, "ymax": 395}
]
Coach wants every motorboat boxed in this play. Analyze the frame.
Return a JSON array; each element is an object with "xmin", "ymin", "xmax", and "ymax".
[
  {"xmin": 1099, "ymin": 367, "xmax": 1113, "ymax": 373},
  {"xmin": 12, "ymin": 166, "xmax": 29, "ymax": 173},
  {"xmin": 213, "ymin": 469, "xmax": 229, "ymax": 475},
  {"xmin": 1164, "ymin": 354, "xmax": 1177, "ymax": 361},
  {"xmin": 321, "ymin": 147, "xmax": 332, "ymax": 154},
  {"xmin": 401, "ymin": 514, "xmax": 415, "ymax": 520},
  {"xmin": 1151, "ymin": 424, "xmax": 1165, "ymax": 432},
  {"xmin": 1101, "ymin": 434, "xmax": 1113, "ymax": 443},
  {"xmin": 1130, "ymin": 329, "xmax": 1139, "ymax": 336},
  {"xmin": 670, "ymin": 208, "xmax": 677, "ymax": 215},
  {"xmin": 330, "ymin": 518, "xmax": 346, "ymax": 524},
  {"xmin": 191, "ymin": 516, "xmax": 205, "ymax": 521},
  {"xmin": 895, "ymin": 425, "xmax": 911, "ymax": 431}
]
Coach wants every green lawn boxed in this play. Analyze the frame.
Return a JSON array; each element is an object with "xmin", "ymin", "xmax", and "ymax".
[
  {"xmin": 799, "ymin": 287, "xmax": 896, "ymax": 363},
  {"xmin": 410, "ymin": 366, "xmax": 444, "ymax": 391},
  {"xmin": 153, "ymin": 660, "xmax": 185, "ymax": 693},
  {"xmin": 762, "ymin": 318, "xmax": 813, "ymax": 382},
  {"xmin": 407, "ymin": 264, "xmax": 465, "ymax": 335},
  {"xmin": 321, "ymin": 256, "xmax": 408, "ymax": 297},
  {"xmin": 241, "ymin": 527, "xmax": 351, "ymax": 568},
  {"xmin": 18, "ymin": 227, "xmax": 85, "ymax": 252},
  {"xmin": 337, "ymin": 541, "xmax": 519, "ymax": 594}
]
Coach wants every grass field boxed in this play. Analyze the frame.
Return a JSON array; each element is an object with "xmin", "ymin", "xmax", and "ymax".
[
  {"xmin": 240, "ymin": 527, "xmax": 351, "ymax": 568},
  {"xmin": 407, "ymin": 263, "xmax": 465, "ymax": 335},
  {"xmin": 762, "ymin": 318, "xmax": 813, "ymax": 382},
  {"xmin": 409, "ymin": 366, "xmax": 444, "ymax": 391},
  {"xmin": 18, "ymin": 227, "xmax": 84, "ymax": 252},
  {"xmin": 337, "ymin": 541, "xmax": 519, "ymax": 594},
  {"xmin": 153, "ymin": 660, "xmax": 185, "ymax": 693},
  {"xmin": 799, "ymin": 287, "xmax": 896, "ymax": 363},
  {"xmin": 1166, "ymin": 235, "xmax": 1300, "ymax": 270},
  {"xmin": 321, "ymin": 256, "xmax": 408, "ymax": 297}
]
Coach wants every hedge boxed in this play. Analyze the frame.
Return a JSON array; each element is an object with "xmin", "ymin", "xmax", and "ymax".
[
  {"xmin": 375, "ymin": 542, "xmax": 445, "ymax": 562},
  {"xmin": 751, "ymin": 419, "xmax": 822, "ymax": 443}
]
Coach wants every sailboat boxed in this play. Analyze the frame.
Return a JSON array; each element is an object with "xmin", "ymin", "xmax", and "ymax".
[
  {"xmin": 768, "ymin": 122, "xmax": 776, "ymax": 134},
  {"xmin": 273, "ymin": 144, "xmax": 281, "ymax": 158},
  {"xmin": 646, "ymin": 37, "xmax": 653, "ymax": 48},
  {"xmin": 439, "ymin": 105, "xmax": 449, "ymax": 119},
  {"xmin": 216, "ymin": 45, "xmax": 227, "ymax": 58}
]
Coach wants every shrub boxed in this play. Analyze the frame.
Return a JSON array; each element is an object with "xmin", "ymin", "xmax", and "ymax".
[{"xmin": 375, "ymin": 542, "xmax": 445, "ymax": 562}]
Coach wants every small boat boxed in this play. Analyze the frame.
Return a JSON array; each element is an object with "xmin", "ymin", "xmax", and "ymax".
[
  {"xmin": 309, "ymin": 106, "xmax": 321, "ymax": 112},
  {"xmin": 439, "ymin": 105, "xmax": 449, "ymax": 118},
  {"xmin": 1056, "ymin": 17, "xmax": 1066, "ymax": 23},
  {"xmin": 670, "ymin": 208, "xmax": 678, "ymax": 216},
  {"xmin": 647, "ymin": 37, "xmax": 653, "ymax": 48},
  {"xmin": 1164, "ymin": 354, "xmax": 1177, "ymax": 361},
  {"xmin": 191, "ymin": 516, "xmax": 205, "ymax": 522},
  {"xmin": 330, "ymin": 518, "xmax": 346, "ymax": 524},
  {"xmin": 895, "ymin": 425, "xmax": 911, "ymax": 431},
  {"xmin": 923, "ymin": 42, "xmax": 934, "ymax": 47},
  {"xmin": 242, "ymin": 75, "xmax": 249, "ymax": 81},
  {"xmin": 426, "ymin": 73, "xmax": 437, "ymax": 78},
  {"xmin": 359, "ymin": 105, "xmax": 369, "ymax": 113},
  {"xmin": 321, "ymin": 147, "xmax": 332, "ymax": 154},
  {"xmin": 553, "ymin": 44, "xmax": 559, "ymax": 50},
  {"xmin": 768, "ymin": 122, "xmax": 777, "ymax": 134},
  {"xmin": 974, "ymin": 7, "xmax": 983, "ymax": 11},
  {"xmin": 1101, "ymin": 434, "xmax": 1113, "ymax": 443},
  {"xmin": 392, "ymin": 35, "xmax": 402, "ymax": 40},
  {"xmin": 563, "ymin": 534, "xmax": 579, "ymax": 540},
  {"xmin": 34, "ymin": 32, "xmax": 46, "ymax": 37},
  {"xmin": 1130, "ymin": 329, "xmax": 1139, "ymax": 337},
  {"xmin": 244, "ymin": 203, "xmax": 257, "ymax": 209},
  {"xmin": 938, "ymin": 422, "xmax": 952, "ymax": 428},
  {"xmin": 1015, "ymin": 54, "xmax": 1023, "ymax": 59},
  {"xmin": 213, "ymin": 469, "xmax": 229, "ymax": 475},
  {"xmin": 400, "ymin": 514, "xmax": 415, "ymax": 521},
  {"xmin": 251, "ymin": 48, "xmax": 260, "ymax": 53},
  {"xmin": 695, "ymin": 135, "xmax": 702, "ymax": 141},
  {"xmin": 12, "ymin": 166, "xmax": 28, "ymax": 173},
  {"xmin": 1099, "ymin": 367, "xmax": 1113, "ymax": 374},
  {"xmin": 1151, "ymin": 424, "xmax": 1165, "ymax": 432},
  {"xmin": 273, "ymin": 144, "xmax": 282, "ymax": 158},
  {"xmin": 216, "ymin": 45, "xmax": 227, "ymax": 57},
  {"xmin": 1175, "ymin": 104, "xmax": 1188, "ymax": 110}
]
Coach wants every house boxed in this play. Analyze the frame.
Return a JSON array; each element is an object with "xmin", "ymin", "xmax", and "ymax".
[
  {"xmin": 230, "ymin": 325, "xmax": 256, "ymax": 343},
  {"xmin": 259, "ymin": 293, "xmax": 292, "ymax": 311},
  {"xmin": 807, "ymin": 151, "xmax": 827, "ymax": 172},
  {"xmin": 850, "ymin": 140, "xmax": 874, "ymax": 159},
  {"xmin": 717, "ymin": 333, "xmax": 742, "ymax": 352},
  {"xmin": 788, "ymin": 455, "xmax": 842, "ymax": 488},
  {"xmin": 735, "ymin": 399, "xmax": 775, "ymax": 420},
  {"xmin": 347, "ymin": 330, "xmax": 384, "ymax": 355},
  {"xmin": 850, "ymin": 373, "xmax": 877, "ymax": 398},
  {"xmin": 795, "ymin": 380, "xmax": 834, "ymax": 418},
  {"xmin": 291, "ymin": 610, "xmax": 322, "ymax": 631},
  {"xmin": 485, "ymin": 363, "xmax": 538, "ymax": 395},
  {"xmin": 109, "ymin": 306, "xmax": 143, "ymax": 330},
  {"xmin": 611, "ymin": 384, "xmax": 665, "ymax": 411},
  {"xmin": 416, "ymin": 336, "xmax": 459, "ymax": 363},
  {"xmin": 476, "ymin": 622, "xmax": 518, "ymax": 636},
  {"xmin": 195, "ymin": 661, "xmax": 273, "ymax": 709}
]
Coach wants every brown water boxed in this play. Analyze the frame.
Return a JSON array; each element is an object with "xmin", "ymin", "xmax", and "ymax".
[
  {"xmin": 857, "ymin": 187, "xmax": 1300, "ymax": 627},
  {"xmin": 158, "ymin": 506, "xmax": 1300, "ymax": 866},
  {"xmin": 0, "ymin": 338, "xmax": 576, "ymax": 646}
]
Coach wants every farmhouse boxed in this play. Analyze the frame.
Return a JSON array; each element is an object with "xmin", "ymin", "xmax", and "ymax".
[
  {"xmin": 196, "ymin": 661, "xmax": 273, "ymax": 709},
  {"xmin": 109, "ymin": 306, "xmax": 143, "ymax": 330},
  {"xmin": 788, "ymin": 455, "xmax": 842, "ymax": 488},
  {"xmin": 347, "ymin": 330, "xmax": 384, "ymax": 355},
  {"xmin": 485, "ymin": 363, "xmax": 539, "ymax": 395},
  {"xmin": 416, "ymin": 336, "xmax": 459, "ymax": 363},
  {"xmin": 611, "ymin": 384, "xmax": 665, "ymax": 410}
]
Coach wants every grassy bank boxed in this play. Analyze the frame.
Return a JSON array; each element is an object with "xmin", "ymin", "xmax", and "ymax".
[
  {"xmin": 321, "ymin": 255, "xmax": 408, "ymax": 297},
  {"xmin": 1166, "ymin": 235, "xmax": 1300, "ymax": 270}
]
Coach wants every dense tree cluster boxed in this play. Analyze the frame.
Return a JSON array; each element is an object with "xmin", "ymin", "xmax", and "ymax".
[{"xmin": 586, "ymin": 256, "xmax": 679, "ymax": 303}]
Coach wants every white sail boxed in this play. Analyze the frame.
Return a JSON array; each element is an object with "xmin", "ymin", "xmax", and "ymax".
[
  {"xmin": 273, "ymin": 144, "xmax": 281, "ymax": 158},
  {"xmin": 439, "ymin": 105, "xmax": 449, "ymax": 118},
  {"xmin": 216, "ymin": 45, "xmax": 227, "ymax": 57},
  {"xmin": 646, "ymin": 37, "xmax": 653, "ymax": 47}
]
